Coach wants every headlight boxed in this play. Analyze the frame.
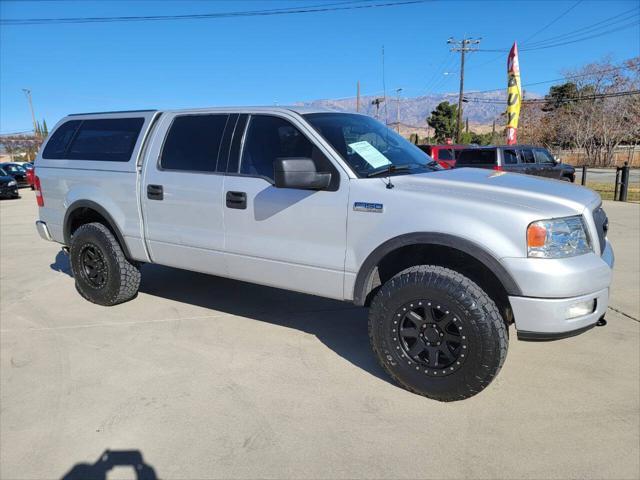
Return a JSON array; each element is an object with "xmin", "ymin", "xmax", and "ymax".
[
  {"xmin": 7, "ymin": 180, "xmax": 16, "ymax": 187},
  {"xmin": 527, "ymin": 216, "xmax": 592, "ymax": 258}
]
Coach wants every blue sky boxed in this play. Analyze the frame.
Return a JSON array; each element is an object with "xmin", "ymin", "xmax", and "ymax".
[{"xmin": 1, "ymin": 0, "xmax": 639, "ymax": 133}]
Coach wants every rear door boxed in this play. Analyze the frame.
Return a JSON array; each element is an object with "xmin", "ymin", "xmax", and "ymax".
[
  {"xmin": 519, "ymin": 148, "xmax": 539, "ymax": 176},
  {"xmin": 501, "ymin": 148, "xmax": 526, "ymax": 174},
  {"xmin": 141, "ymin": 112, "xmax": 231, "ymax": 275},
  {"xmin": 222, "ymin": 112, "xmax": 349, "ymax": 300}
]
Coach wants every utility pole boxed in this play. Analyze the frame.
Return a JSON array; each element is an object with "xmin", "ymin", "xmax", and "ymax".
[
  {"xmin": 371, "ymin": 97, "xmax": 385, "ymax": 119},
  {"xmin": 22, "ymin": 88, "xmax": 38, "ymax": 137},
  {"xmin": 447, "ymin": 37, "xmax": 481, "ymax": 143},
  {"xmin": 395, "ymin": 87, "xmax": 403, "ymax": 133},
  {"xmin": 356, "ymin": 81, "xmax": 360, "ymax": 112}
]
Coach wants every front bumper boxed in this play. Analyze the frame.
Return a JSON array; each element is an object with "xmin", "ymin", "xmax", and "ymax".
[
  {"xmin": 509, "ymin": 240, "xmax": 614, "ymax": 340},
  {"xmin": 511, "ymin": 287, "xmax": 609, "ymax": 340}
]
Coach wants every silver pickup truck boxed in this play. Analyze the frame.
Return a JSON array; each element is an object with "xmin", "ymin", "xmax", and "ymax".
[{"xmin": 34, "ymin": 107, "xmax": 614, "ymax": 401}]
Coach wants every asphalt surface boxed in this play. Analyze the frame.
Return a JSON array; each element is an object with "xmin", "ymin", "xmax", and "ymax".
[{"xmin": 1, "ymin": 190, "xmax": 639, "ymax": 479}]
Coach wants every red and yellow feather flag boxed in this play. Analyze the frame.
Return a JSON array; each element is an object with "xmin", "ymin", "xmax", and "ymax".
[{"xmin": 506, "ymin": 42, "xmax": 522, "ymax": 145}]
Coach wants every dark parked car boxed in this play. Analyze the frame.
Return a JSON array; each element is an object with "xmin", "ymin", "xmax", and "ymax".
[
  {"xmin": 455, "ymin": 145, "xmax": 575, "ymax": 181},
  {"xmin": 0, "ymin": 167, "xmax": 19, "ymax": 199},
  {"xmin": 417, "ymin": 144, "xmax": 467, "ymax": 169},
  {"xmin": 0, "ymin": 162, "xmax": 29, "ymax": 187}
]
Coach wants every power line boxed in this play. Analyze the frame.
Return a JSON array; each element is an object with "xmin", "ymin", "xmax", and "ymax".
[
  {"xmin": 460, "ymin": 63, "xmax": 635, "ymax": 95},
  {"xmin": 0, "ymin": 130, "xmax": 35, "ymax": 136},
  {"xmin": 0, "ymin": 0, "xmax": 430, "ymax": 25},
  {"xmin": 476, "ymin": 8, "xmax": 640, "ymax": 54},
  {"xmin": 464, "ymin": 89, "xmax": 640, "ymax": 104},
  {"xmin": 520, "ymin": 20, "xmax": 639, "ymax": 51},
  {"xmin": 521, "ymin": 0, "xmax": 584, "ymax": 44},
  {"xmin": 466, "ymin": 0, "xmax": 584, "ymax": 72},
  {"xmin": 523, "ymin": 7, "xmax": 638, "ymax": 48}
]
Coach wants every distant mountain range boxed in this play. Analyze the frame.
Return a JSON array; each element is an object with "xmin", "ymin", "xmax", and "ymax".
[{"xmin": 297, "ymin": 91, "xmax": 542, "ymax": 131}]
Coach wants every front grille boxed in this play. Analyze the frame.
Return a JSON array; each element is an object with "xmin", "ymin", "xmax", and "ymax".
[{"xmin": 592, "ymin": 206, "xmax": 608, "ymax": 254}]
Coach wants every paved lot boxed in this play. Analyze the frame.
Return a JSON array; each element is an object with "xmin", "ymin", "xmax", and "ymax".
[{"xmin": 1, "ymin": 190, "xmax": 639, "ymax": 479}]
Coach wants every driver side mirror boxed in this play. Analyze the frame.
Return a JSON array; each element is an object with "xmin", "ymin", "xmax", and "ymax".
[
  {"xmin": 274, "ymin": 158, "xmax": 331, "ymax": 190},
  {"xmin": 553, "ymin": 155, "xmax": 561, "ymax": 164}
]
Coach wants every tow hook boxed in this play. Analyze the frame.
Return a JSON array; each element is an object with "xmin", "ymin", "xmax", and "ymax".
[{"xmin": 596, "ymin": 316, "xmax": 607, "ymax": 327}]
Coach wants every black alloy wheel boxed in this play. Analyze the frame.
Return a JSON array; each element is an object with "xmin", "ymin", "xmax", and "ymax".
[
  {"xmin": 79, "ymin": 243, "xmax": 108, "ymax": 288},
  {"xmin": 394, "ymin": 300, "xmax": 468, "ymax": 377}
]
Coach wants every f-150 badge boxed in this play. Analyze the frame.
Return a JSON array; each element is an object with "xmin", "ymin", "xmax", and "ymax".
[{"xmin": 354, "ymin": 202, "xmax": 383, "ymax": 213}]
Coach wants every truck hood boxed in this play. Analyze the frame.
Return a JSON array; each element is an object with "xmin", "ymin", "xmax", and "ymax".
[{"xmin": 394, "ymin": 167, "xmax": 600, "ymax": 217}]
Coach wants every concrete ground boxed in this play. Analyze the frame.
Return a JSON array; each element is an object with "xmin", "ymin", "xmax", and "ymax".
[{"xmin": 1, "ymin": 190, "xmax": 638, "ymax": 480}]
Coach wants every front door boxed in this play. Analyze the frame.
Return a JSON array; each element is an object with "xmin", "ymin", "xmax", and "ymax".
[
  {"xmin": 222, "ymin": 113, "xmax": 349, "ymax": 300},
  {"xmin": 141, "ymin": 112, "xmax": 231, "ymax": 275},
  {"xmin": 534, "ymin": 148, "xmax": 558, "ymax": 178}
]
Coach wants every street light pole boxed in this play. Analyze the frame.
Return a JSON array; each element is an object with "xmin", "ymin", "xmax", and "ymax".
[{"xmin": 22, "ymin": 88, "xmax": 38, "ymax": 137}]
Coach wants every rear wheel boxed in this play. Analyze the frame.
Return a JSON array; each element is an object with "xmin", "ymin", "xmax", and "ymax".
[
  {"xmin": 368, "ymin": 265, "xmax": 508, "ymax": 401},
  {"xmin": 69, "ymin": 222, "xmax": 141, "ymax": 306}
]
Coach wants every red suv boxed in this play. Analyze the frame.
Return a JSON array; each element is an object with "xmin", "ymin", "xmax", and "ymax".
[{"xmin": 417, "ymin": 145, "xmax": 467, "ymax": 169}]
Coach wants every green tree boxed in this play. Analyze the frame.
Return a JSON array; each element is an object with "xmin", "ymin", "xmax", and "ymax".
[{"xmin": 427, "ymin": 102, "xmax": 457, "ymax": 143}]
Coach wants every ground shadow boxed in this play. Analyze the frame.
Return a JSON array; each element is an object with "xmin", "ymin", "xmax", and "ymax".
[
  {"xmin": 51, "ymin": 249, "xmax": 72, "ymax": 275},
  {"xmin": 51, "ymin": 251, "xmax": 390, "ymax": 385},
  {"xmin": 61, "ymin": 449, "xmax": 157, "ymax": 479}
]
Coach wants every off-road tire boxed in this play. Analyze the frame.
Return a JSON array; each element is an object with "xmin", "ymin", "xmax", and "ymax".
[
  {"xmin": 69, "ymin": 222, "xmax": 141, "ymax": 306},
  {"xmin": 369, "ymin": 265, "xmax": 508, "ymax": 402}
]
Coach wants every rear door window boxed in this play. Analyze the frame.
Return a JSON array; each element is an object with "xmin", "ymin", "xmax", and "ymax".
[
  {"xmin": 67, "ymin": 118, "xmax": 145, "ymax": 162},
  {"xmin": 161, "ymin": 114, "xmax": 229, "ymax": 172},
  {"xmin": 42, "ymin": 120, "xmax": 82, "ymax": 159},
  {"xmin": 457, "ymin": 149, "xmax": 497, "ymax": 166},
  {"xmin": 503, "ymin": 149, "xmax": 518, "ymax": 165}
]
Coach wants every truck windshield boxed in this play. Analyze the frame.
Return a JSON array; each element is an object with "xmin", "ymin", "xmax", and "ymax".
[{"xmin": 304, "ymin": 113, "xmax": 439, "ymax": 177}]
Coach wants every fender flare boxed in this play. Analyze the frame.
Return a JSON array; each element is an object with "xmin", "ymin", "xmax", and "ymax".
[
  {"xmin": 63, "ymin": 199, "xmax": 132, "ymax": 259},
  {"xmin": 352, "ymin": 232, "xmax": 522, "ymax": 305}
]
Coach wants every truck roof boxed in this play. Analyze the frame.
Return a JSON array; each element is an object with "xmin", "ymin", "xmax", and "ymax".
[{"xmin": 67, "ymin": 105, "xmax": 342, "ymax": 117}]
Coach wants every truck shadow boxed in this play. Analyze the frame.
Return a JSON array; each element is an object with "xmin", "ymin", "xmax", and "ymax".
[
  {"xmin": 50, "ymin": 251, "xmax": 390, "ymax": 385},
  {"xmin": 61, "ymin": 449, "xmax": 157, "ymax": 479}
]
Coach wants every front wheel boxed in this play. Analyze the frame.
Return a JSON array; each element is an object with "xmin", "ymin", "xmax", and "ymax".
[
  {"xmin": 69, "ymin": 222, "xmax": 141, "ymax": 306},
  {"xmin": 368, "ymin": 265, "xmax": 508, "ymax": 401}
]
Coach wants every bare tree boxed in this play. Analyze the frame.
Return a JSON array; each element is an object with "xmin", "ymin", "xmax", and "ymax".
[
  {"xmin": 563, "ymin": 57, "xmax": 640, "ymax": 166},
  {"xmin": 0, "ymin": 135, "xmax": 43, "ymax": 162}
]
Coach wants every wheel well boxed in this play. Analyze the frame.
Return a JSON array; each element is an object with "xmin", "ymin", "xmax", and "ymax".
[
  {"xmin": 362, "ymin": 244, "xmax": 514, "ymax": 325},
  {"xmin": 64, "ymin": 204, "xmax": 132, "ymax": 259}
]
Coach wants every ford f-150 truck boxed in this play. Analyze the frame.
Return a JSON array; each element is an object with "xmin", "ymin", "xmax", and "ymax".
[{"xmin": 34, "ymin": 107, "xmax": 614, "ymax": 401}]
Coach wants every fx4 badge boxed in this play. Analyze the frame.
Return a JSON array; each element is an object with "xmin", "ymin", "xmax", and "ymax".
[{"xmin": 354, "ymin": 202, "xmax": 383, "ymax": 213}]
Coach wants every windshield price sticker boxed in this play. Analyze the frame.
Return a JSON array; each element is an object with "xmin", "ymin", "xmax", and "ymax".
[{"xmin": 348, "ymin": 141, "xmax": 392, "ymax": 169}]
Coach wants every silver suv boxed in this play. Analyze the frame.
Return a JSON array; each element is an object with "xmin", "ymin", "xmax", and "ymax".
[{"xmin": 34, "ymin": 107, "xmax": 614, "ymax": 401}]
